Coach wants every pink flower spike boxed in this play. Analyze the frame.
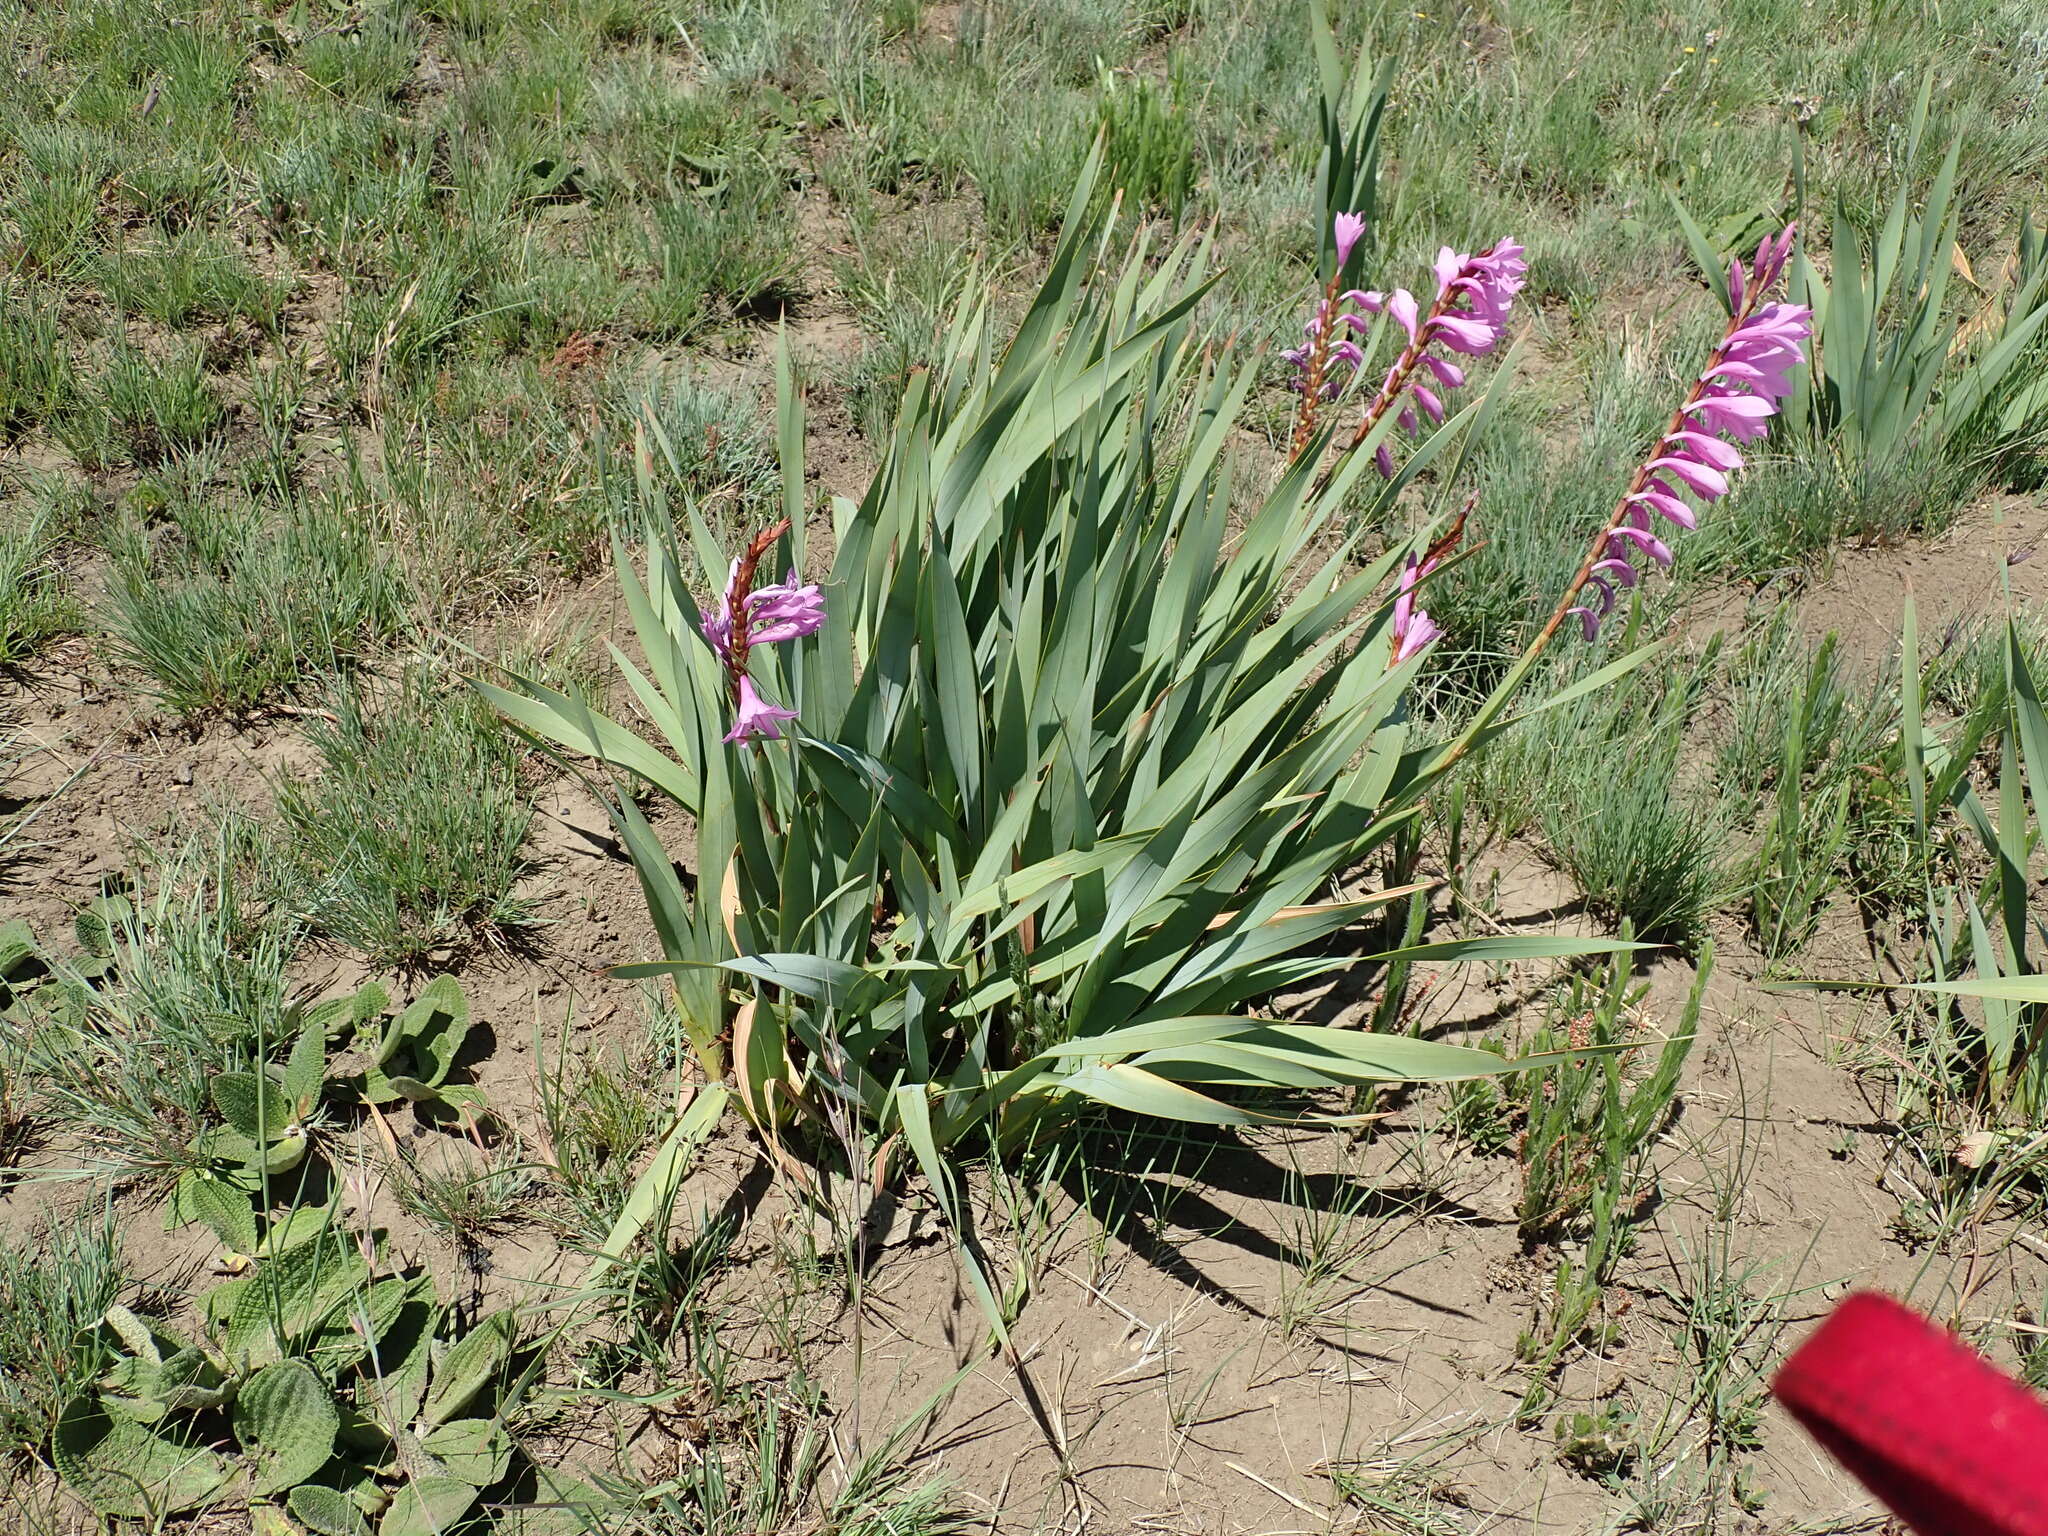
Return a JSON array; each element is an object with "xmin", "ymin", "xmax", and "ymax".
[
  {"xmin": 723, "ymin": 675, "xmax": 800, "ymax": 743},
  {"xmin": 1334, "ymin": 212, "xmax": 1367, "ymax": 267}
]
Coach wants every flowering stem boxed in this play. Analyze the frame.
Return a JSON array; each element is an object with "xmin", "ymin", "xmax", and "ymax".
[
  {"xmin": 1289, "ymin": 271, "xmax": 1347, "ymax": 457},
  {"xmin": 1308, "ymin": 285, "xmax": 1461, "ymax": 499},
  {"xmin": 1427, "ymin": 292, "xmax": 1772, "ymax": 782},
  {"xmin": 724, "ymin": 517, "xmax": 792, "ymax": 703}
]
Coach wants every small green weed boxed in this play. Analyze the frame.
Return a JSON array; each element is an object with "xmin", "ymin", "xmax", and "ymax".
[{"xmin": 1516, "ymin": 943, "xmax": 1708, "ymax": 1419}]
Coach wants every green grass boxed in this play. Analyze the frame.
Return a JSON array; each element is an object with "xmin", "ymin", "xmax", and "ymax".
[
  {"xmin": 101, "ymin": 472, "xmax": 406, "ymax": 715},
  {"xmin": 23, "ymin": 829, "xmax": 300, "ymax": 1186},
  {"xmin": 0, "ymin": 486, "xmax": 82, "ymax": 665},
  {"xmin": 0, "ymin": 1211, "xmax": 124, "ymax": 1461},
  {"xmin": 1474, "ymin": 651, "xmax": 1728, "ymax": 948},
  {"xmin": 274, "ymin": 674, "xmax": 542, "ymax": 967}
]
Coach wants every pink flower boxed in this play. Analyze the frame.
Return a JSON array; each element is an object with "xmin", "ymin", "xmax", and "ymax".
[
  {"xmin": 699, "ymin": 522, "xmax": 823, "ymax": 743},
  {"xmin": 1355, "ymin": 240, "xmax": 1526, "ymax": 476},
  {"xmin": 723, "ymin": 675, "xmax": 799, "ymax": 744},
  {"xmin": 744, "ymin": 570, "xmax": 827, "ymax": 645},
  {"xmin": 1391, "ymin": 552, "xmax": 1442, "ymax": 663},
  {"xmin": 700, "ymin": 562, "xmax": 825, "ymax": 660},
  {"xmin": 1333, "ymin": 211, "xmax": 1367, "ymax": 267}
]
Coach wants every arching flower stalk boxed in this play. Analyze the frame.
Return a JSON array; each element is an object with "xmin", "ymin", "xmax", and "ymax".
[
  {"xmin": 1557, "ymin": 226, "xmax": 1807, "ymax": 643},
  {"xmin": 700, "ymin": 518, "xmax": 826, "ymax": 743},
  {"xmin": 1284, "ymin": 212, "xmax": 1369, "ymax": 454}
]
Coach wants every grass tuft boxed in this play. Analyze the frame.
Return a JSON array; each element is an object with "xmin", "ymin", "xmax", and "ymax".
[{"xmin": 275, "ymin": 673, "xmax": 542, "ymax": 967}]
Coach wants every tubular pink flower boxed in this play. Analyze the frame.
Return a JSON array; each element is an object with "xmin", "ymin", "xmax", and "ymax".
[
  {"xmin": 1563, "ymin": 226, "xmax": 1809, "ymax": 642},
  {"xmin": 723, "ymin": 675, "xmax": 799, "ymax": 743},
  {"xmin": 1628, "ymin": 481, "xmax": 1698, "ymax": 531},
  {"xmin": 1334, "ymin": 211, "xmax": 1367, "ymax": 267},
  {"xmin": 1387, "ymin": 289, "xmax": 1420, "ymax": 343},
  {"xmin": 1425, "ymin": 314, "xmax": 1503, "ymax": 354},
  {"xmin": 1664, "ymin": 430, "xmax": 1743, "ymax": 471},
  {"xmin": 703, "ymin": 521, "xmax": 821, "ymax": 744},
  {"xmin": 745, "ymin": 570, "xmax": 827, "ymax": 645},
  {"xmin": 1609, "ymin": 524, "xmax": 1673, "ymax": 568},
  {"xmin": 1646, "ymin": 455, "xmax": 1729, "ymax": 499},
  {"xmin": 1391, "ymin": 552, "xmax": 1443, "ymax": 663}
]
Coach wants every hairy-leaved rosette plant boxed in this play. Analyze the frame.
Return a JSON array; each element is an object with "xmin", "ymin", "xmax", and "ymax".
[{"xmin": 482, "ymin": 149, "xmax": 1645, "ymax": 1324}]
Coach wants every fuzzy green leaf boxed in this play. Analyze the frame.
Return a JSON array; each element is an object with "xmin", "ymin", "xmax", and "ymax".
[
  {"xmin": 234, "ymin": 1359, "xmax": 340, "ymax": 1496},
  {"xmin": 214, "ymin": 1071, "xmax": 292, "ymax": 1141},
  {"xmin": 376, "ymin": 1476, "xmax": 477, "ymax": 1536},
  {"xmin": 418, "ymin": 1311, "xmax": 516, "ymax": 1429},
  {"xmin": 289, "ymin": 1484, "xmax": 373, "ymax": 1536},
  {"xmin": 53, "ymin": 1396, "xmax": 239, "ymax": 1517}
]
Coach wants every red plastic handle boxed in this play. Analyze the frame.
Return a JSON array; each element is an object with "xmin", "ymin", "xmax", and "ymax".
[{"xmin": 1773, "ymin": 1292, "xmax": 2048, "ymax": 1536}]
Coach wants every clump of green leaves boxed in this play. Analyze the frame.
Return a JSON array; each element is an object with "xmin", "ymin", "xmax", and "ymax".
[
  {"xmin": 165, "ymin": 978, "xmax": 488, "ymax": 1257},
  {"xmin": 485, "ymin": 149, "xmax": 1646, "ymax": 1322},
  {"xmin": 1097, "ymin": 66, "xmax": 1197, "ymax": 223},
  {"xmin": 46, "ymin": 1231, "xmax": 588, "ymax": 1530}
]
